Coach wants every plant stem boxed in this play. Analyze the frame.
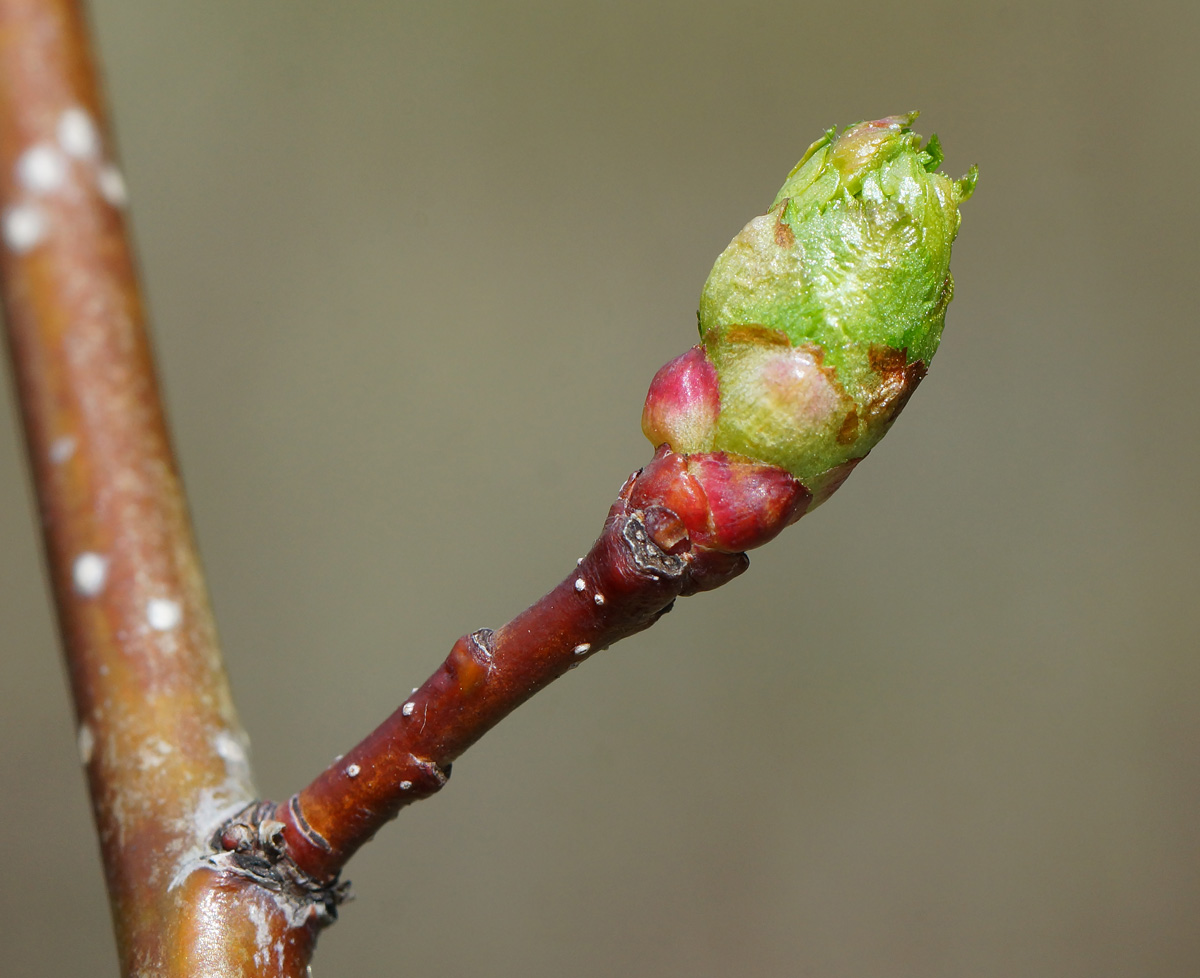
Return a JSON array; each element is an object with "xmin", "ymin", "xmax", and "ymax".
[
  {"xmin": 276, "ymin": 454, "xmax": 750, "ymax": 883},
  {"xmin": 0, "ymin": 1, "xmax": 312, "ymax": 973}
]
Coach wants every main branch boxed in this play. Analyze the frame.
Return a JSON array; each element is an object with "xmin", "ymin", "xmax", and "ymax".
[{"xmin": 0, "ymin": 1, "xmax": 316, "ymax": 974}]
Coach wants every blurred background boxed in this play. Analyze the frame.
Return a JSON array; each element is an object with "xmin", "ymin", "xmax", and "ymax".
[{"xmin": 2, "ymin": 1, "xmax": 1197, "ymax": 975}]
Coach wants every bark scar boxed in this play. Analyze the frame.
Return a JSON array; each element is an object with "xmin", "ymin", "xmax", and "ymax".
[
  {"xmin": 210, "ymin": 801, "xmax": 350, "ymax": 928},
  {"xmin": 288, "ymin": 796, "xmax": 332, "ymax": 852},
  {"xmin": 623, "ymin": 516, "xmax": 685, "ymax": 579}
]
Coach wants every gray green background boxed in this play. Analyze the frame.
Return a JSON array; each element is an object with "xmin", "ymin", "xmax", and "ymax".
[{"xmin": 2, "ymin": 2, "xmax": 1196, "ymax": 975}]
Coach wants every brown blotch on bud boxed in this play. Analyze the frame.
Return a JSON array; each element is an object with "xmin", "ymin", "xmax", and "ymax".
[
  {"xmin": 720, "ymin": 324, "xmax": 792, "ymax": 349},
  {"xmin": 862, "ymin": 346, "xmax": 928, "ymax": 429},
  {"xmin": 773, "ymin": 209, "xmax": 795, "ymax": 248},
  {"xmin": 836, "ymin": 407, "xmax": 860, "ymax": 445}
]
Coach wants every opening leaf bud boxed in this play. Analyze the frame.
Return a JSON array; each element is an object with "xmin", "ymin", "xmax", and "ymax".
[{"xmin": 642, "ymin": 111, "xmax": 975, "ymax": 525}]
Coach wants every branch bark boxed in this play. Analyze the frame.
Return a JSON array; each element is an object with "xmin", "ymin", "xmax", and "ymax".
[
  {"xmin": 273, "ymin": 456, "xmax": 751, "ymax": 883},
  {"xmin": 0, "ymin": 1, "xmax": 317, "ymax": 974}
]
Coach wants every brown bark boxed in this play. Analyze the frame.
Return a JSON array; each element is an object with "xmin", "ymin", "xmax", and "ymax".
[
  {"xmin": 0, "ymin": 1, "xmax": 319, "ymax": 974},
  {"xmin": 275, "ymin": 454, "xmax": 752, "ymax": 883}
]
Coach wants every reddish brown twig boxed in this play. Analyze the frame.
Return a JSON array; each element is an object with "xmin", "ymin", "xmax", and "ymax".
[
  {"xmin": 0, "ymin": 1, "xmax": 319, "ymax": 974},
  {"xmin": 273, "ymin": 451, "xmax": 758, "ymax": 883}
]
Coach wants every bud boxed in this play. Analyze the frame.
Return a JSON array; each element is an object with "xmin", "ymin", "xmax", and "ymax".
[
  {"xmin": 641, "ymin": 345, "xmax": 719, "ymax": 454},
  {"xmin": 633, "ymin": 112, "xmax": 969, "ymax": 552},
  {"xmin": 641, "ymin": 113, "xmax": 975, "ymax": 536}
]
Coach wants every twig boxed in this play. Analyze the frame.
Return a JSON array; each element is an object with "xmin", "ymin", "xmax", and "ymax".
[{"xmin": 273, "ymin": 451, "xmax": 756, "ymax": 882}]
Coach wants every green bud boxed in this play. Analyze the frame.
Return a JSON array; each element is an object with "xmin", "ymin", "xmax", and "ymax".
[{"xmin": 697, "ymin": 112, "xmax": 976, "ymax": 484}]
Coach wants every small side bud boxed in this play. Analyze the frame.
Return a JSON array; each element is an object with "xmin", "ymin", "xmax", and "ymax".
[{"xmin": 641, "ymin": 345, "xmax": 720, "ymax": 453}]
